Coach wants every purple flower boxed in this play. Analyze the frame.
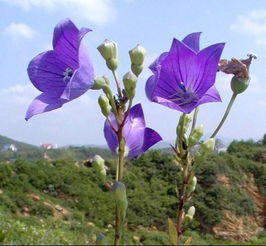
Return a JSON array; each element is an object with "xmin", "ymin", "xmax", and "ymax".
[
  {"xmin": 25, "ymin": 19, "xmax": 94, "ymax": 120},
  {"xmin": 104, "ymin": 104, "xmax": 162, "ymax": 158},
  {"xmin": 146, "ymin": 32, "xmax": 225, "ymax": 113}
]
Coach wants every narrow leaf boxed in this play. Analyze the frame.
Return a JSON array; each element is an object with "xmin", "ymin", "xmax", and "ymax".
[{"xmin": 167, "ymin": 217, "xmax": 178, "ymax": 245}]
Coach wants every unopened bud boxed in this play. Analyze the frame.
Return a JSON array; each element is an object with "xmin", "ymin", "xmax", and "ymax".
[
  {"xmin": 123, "ymin": 72, "xmax": 137, "ymax": 99},
  {"xmin": 129, "ymin": 45, "xmax": 146, "ymax": 76},
  {"xmin": 184, "ymin": 206, "xmax": 195, "ymax": 224},
  {"xmin": 201, "ymin": 138, "xmax": 215, "ymax": 154},
  {"xmin": 129, "ymin": 45, "xmax": 146, "ymax": 65},
  {"xmin": 97, "ymin": 39, "xmax": 118, "ymax": 71},
  {"xmin": 187, "ymin": 176, "xmax": 197, "ymax": 195},
  {"xmin": 98, "ymin": 95, "xmax": 111, "ymax": 117},
  {"xmin": 92, "ymin": 155, "xmax": 106, "ymax": 182},
  {"xmin": 131, "ymin": 64, "xmax": 143, "ymax": 77},
  {"xmin": 92, "ymin": 76, "xmax": 109, "ymax": 90},
  {"xmin": 177, "ymin": 114, "xmax": 192, "ymax": 137},
  {"xmin": 96, "ymin": 233, "xmax": 107, "ymax": 245},
  {"xmin": 188, "ymin": 124, "xmax": 204, "ymax": 147},
  {"xmin": 111, "ymin": 181, "xmax": 128, "ymax": 221},
  {"xmin": 231, "ymin": 75, "xmax": 250, "ymax": 94}
]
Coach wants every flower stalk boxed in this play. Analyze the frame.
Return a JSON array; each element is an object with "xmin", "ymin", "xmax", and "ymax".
[{"xmin": 210, "ymin": 93, "xmax": 237, "ymax": 138}]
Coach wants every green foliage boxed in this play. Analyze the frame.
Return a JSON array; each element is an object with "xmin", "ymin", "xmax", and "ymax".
[{"xmin": 0, "ymin": 141, "xmax": 265, "ymax": 244}]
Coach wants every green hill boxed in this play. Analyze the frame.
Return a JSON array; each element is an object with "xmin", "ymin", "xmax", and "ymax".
[{"xmin": 0, "ymin": 135, "xmax": 37, "ymax": 150}]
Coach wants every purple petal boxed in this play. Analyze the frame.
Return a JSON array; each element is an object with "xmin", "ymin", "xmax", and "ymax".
[
  {"xmin": 25, "ymin": 93, "xmax": 65, "ymax": 120},
  {"xmin": 193, "ymin": 43, "xmax": 225, "ymax": 97},
  {"xmin": 145, "ymin": 75, "xmax": 157, "ymax": 101},
  {"xmin": 104, "ymin": 118, "xmax": 118, "ymax": 154},
  {"xmin": 60, "ymin": 37, "xmax": 94, "ymax": 100},
  {"xmin": 27, "ymin": 51, "xmax": 67, "ymax": 97},
  {"xmin": 142, "ymin": 127, "xmax": 162, "ymax": 152},
  {"xmin": 182, "ymin": 32, "xmax": 201, "ymax": 52},
  {"xmin": 123, "ymin": 104, "xmax": 145, "ymax": 155},
  {"xmin": 149, "ymin": 52, "xmax": 168, "ymax": 73},
  {"xmin": 196, "ymin": 86, "xmax": 222, "ymax": 106},
  {"xmin": 152, "ymin": 96, "xmax": 196, "ymax": 114}
]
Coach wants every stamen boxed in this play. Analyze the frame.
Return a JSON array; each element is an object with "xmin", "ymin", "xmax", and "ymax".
[{"xmin": 63, "ymin": 68, "xmax": 74, "ymax": 82}]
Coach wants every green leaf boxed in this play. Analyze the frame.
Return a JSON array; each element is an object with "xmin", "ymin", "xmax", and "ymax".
[
  {"xmin": 184, "ymin": 236, "xmax": 192, "ymax": 245},
  {"xmin": 167, "ymin": 217, "xmax": 178, "ymax": 245}
]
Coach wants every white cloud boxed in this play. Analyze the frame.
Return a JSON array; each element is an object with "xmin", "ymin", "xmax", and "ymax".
[
  {"xmin": 0, "ymin": 0, "xmax": 116, "ymax": 25},
  {"xmin": 231, "ymin": 10, "xmax": 266, "ymax": 46},
  {"xmin": 4, "ymin": 23, "xmax": 36, "ymax": 40}
]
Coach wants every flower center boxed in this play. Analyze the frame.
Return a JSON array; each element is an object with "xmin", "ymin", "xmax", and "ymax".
[
  {"xmin": 63, "ymin": 68, "xmax": 73, "ymax": 82},
  {"xmin": 168, "ymin": 82, "xmax": 197, "ymax": 105}
]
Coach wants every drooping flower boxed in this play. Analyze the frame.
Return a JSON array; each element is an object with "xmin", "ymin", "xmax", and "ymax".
[
  {"xmin": 104, "ymin": 104, "xmax": 162, "ymax": 158},
  {"xmin": 146, "ymin": 32, "xmax": 225, "ymax": 113},
  {"xmin": 25, "ymin": 19, "xmax": 94, "ymax": 120}
]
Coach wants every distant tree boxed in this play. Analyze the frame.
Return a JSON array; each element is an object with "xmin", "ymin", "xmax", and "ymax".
[{"xmin": 263, "ymin": 134, "xmax": 266, "ymax": 145}]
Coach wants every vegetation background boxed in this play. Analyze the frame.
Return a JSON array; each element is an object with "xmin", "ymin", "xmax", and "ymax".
[{"xmin": 0, "ymin": 135, "xmax": 265, "ymax": 245}]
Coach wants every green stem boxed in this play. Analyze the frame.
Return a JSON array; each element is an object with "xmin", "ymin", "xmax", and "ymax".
[
  {"xmin": 189, "ymin": 107, "xmax": 199, "ymax": 136},
  {"xmin": 112, "ymin": 70, "xmax": 123, "ymax": 98},
  {"xmin": 211, "ymin": 93, "xmax": 237, "ymax": 138},
  {"xmin": 114, "ymin": 128, "xmax": 125, "ymax": 245}
]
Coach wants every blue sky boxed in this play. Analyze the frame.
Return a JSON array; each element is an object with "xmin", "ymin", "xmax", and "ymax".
[{"xmin": 0, "ymin": 0, "xmax": 265, "ymax": 146}]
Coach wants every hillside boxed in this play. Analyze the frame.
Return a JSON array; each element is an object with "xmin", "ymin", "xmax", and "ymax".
[
  {"xmin": 0, "ymin": 139, "xmax": 265, "ymax": 244},
  {"xmin": 0, "ymin": 135, "xmax": 37, "ymax": 150}
]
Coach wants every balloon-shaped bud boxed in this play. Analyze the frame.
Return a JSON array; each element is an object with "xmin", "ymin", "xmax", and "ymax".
[
  {"xmin": 129, "ymin": 45, "xmax": 146, "ymax": 76},
  {"xmin": 231, "ymin": 75, "xmax": 250, "ymax": 94},
  {"xmin": 92, "ymin": 155, "xmax": 106, "ymax": 182},
  {"xmin": 187, "ymin": 176, "xmax": 197, "ymax": 195},
  {"xmin": 111, "ymin": 181, "xmax": 128, "ymax": 221},
  {"xmin": 97, "ymin": 39, "xmax": 118, "ymax": 71},
  {"xmin": 177, "ymin": 113, "xmax": 192, "ymax": 137},
  {"xmin": 201, "ymin": 138, "xmax": 215, "ymax": 154},
  {"xmin": 129, "ymin": 44, "xmax": 146, "ymax": 65},
  {"xmin": 92, "ymin": 76, "xmax": 109, "ymax": 90},
  {"xmin": 184, "ymin": 206, "xmax": 195, "ymax": 224},
  {"xmin": 98, "ymin": 95, "xmax": 111, "ymax": 117},
  {"xmin": 96, "ymin": 233, "xmax": 107, "ymax": 245},
  {"xmin": 123, "ymin": 72, "xmax": 137, "ymax": 99},
  {"xmin": 188, "ymin": 124, "xmax": 204, "ymax": 147}
]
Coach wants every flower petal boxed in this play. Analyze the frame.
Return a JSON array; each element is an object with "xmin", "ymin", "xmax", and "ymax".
[
  {"xmin": 104, "ymin": 119, "xmax": 118, "ymax": 154},
  {"xmin": 196, "ymin": 86, "xmax": 222, "ymax": 106},
  {"xmin": 60, "ymin": 41, "xmax": 94, "ymax": 100},
  {"xmin": 53, "ymin": 19, "xmax": 92, "ymax": 69},
  {"xmin": 25, "ymin": 93, "xmax": 64, "ymax": 120},
  {"xmin": 145, "ymin": 75, "xmax": 157, "ymax": 101},
  {"xmin": 149, "ymin": 52, "xmax": 168, "ymax": 73},
  {"xmin": 193, "ymin": 43, "xmax": 225, "ymax": 96},
  {"xmin": 142, "ymin": 127, "xmax": 162, "ymax": 153},
  {"xmin": 123, "ymin": 104, "xmax": 145, "ymax": 156},
  {"xmin": 27, "ymin": 51, "xmax": 67, "ymax": 97},
  {"xmin": 182, "ymin": 32, "xmax": 201, "ymax": 52}
]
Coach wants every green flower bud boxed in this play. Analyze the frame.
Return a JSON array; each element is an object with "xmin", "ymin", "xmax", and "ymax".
[
  {"xmin": 131, "ymin": 64, "xmax": 143, "ymax": 77},
  {"xmin": 188, "ymin": 124, "xmax": 204, "ymax": 147},
  {"xmin": 184, "ymin": 206, "xmax": 195, "ymax": 224},
  {"xmin": 92, "ymin": 76, "xmax": 109, "ymax": 90},
  {"xmin": 92, "ymin": 155, "xmax": 106, "ymax": 182},
  {"xmin": 98, "ymin": 95, "xmax": 111, "ymax": 117},
  {"xmin": 97, "ymin": 39, "xmax": 118, "ymax": 60},
  {"xmin": 96, "ymin": 233, "xmax": 107, "ymax": 245},
  {"xmin": 177, "ymin": 113, "xmax": 192, "ymax": 137},
  {"xmin": 187, "ymin": 176, "xmax": 197, "ymax": 195},
  {"xmin": 123, "ymin": 72, "xmax": 137, "ymax": 99},
  {"xmin": 111, "ymin": 181, "xmax": 128, "ymax": 221},
  {"xmin": 129, "ymin": 44, "xmax": 146, "ymax": 65},
  {"xmin": 201, "ymin": 138, "xmax": 215, "ymax": 155},
  {"xmin": 106, "ymin": 58, "xmax": 118, "ymax": 71},
  {"xmin": 231, "ymin": 75, "xmax": 250, "ymax": 94},
  {"xmin": 97, "ymin": 39, "xmax": 118, "ymax": 71}
]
